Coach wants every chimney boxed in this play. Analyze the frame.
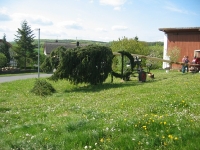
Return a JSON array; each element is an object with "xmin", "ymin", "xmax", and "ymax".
[{"xmin": 76, "ymin": 41, "xmax": 79, "ymax": 47}]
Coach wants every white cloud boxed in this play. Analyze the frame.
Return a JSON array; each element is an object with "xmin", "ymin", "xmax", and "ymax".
[
  {"xmin": 0, "ymin": 26, "xmax": 8, "ymax": 32},
  {"xmin": 0, "ymin": 7, "xmax": 8, "ymax": 13},
  {"xmin": 99, "ymin": 0, "xmax": 126, "ymax": 6},
  {"xmin": 165, "ymin": 5, "xmax": 197, "ymax": 15},
  {"xmin": 38, "ymin": 29, "xmax": 67, "ymax": 39},
  {"xmin": 95, "ymin": 27, "xmax": 107, "ymax": 32},
  {"xmin": 0, "ymin": 13, "xmax": 11, "ymax": 21},
  {"xmin": 0, "ymin": 25, "xmax": 16, "ymax": 41},
  {"xmin": 164, "ymin": 2, "xmax": 196, "ymax": 15},
  {"xmin": 11, "ymin": 13, "xmax": 53, "ymax": 26},
  {"xmin": 89, "ymin": 0, "xmax": 94, "ymax": 3},
  {"xmin": 0, "ymin": 7, "xmax": 11, "ymax": 21},
  {"xmin": 99, "ymin": 0, "xmax": 127, "ymax": 10},
  {"xmin": 111, "ymin": 25, "xmax": 128, "ymax": 31},
  {"xmin": 29, "ymin": 18, "xmax": 53, "ymax": 26},
  {"xmin": 57, "ymin": 21, "xmax": 83, "ymax": 30},
  {"xmin": 114, "ymin": 7, "xmax": 121, "ymax": 11},
  {"xmin": 165, "ymin": 5, "xmax": 188, "ymax": 14}
]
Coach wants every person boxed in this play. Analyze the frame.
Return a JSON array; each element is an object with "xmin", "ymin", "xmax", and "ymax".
[
  {"xmin": 190, "ymin": 56, "xmax": 200, "ymax": 72},
  {"xmin": 182, "ymin": 56, "xmax": 186, "ymax": 73},
  {"xmin": 182, "ymin": 56, "xmax": 189, "ymax": 73},
  {"xmin": 192, "ymin": 56, "xmax": 197, "ymax": 64},
  {"xmin": 189, "ymin": 56, "xmax": 196, "ymax": 72},
  {"xmin": 185, "ymin": 56, "xmax": 190, "ymax": 72}
]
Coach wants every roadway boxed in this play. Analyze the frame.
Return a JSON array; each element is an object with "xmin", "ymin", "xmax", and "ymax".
[{"xmin": 0, "ymin": 73, "xmax": 53, "ymax": 83}]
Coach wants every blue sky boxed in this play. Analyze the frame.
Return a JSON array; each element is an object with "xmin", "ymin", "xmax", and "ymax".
[{"xmin": 0, "ymin": 0, "xmax": 200, "ymax": 42}]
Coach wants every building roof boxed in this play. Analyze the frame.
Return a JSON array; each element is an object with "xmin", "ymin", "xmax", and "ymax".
[
  {"xmin": 0, "ymin": 39, "xmax": 12, "ymax": 47},
  {"xmin": 159, "ymin": 27, "xmax": 200, "ymax": 33},
  {"xmin": 44, "ymin": 42, "xmax": 87, "ymax": 55}
]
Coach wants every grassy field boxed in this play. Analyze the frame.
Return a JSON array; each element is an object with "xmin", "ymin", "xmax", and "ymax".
[{"xmin": 0, "ymin": 70, "xmax": 200, "ymax": 150}]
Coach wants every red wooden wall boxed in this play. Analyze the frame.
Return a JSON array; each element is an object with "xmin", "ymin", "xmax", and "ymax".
[{"xmin": 167, "ymin": 32, "xmax": 200, "ymax": 69}]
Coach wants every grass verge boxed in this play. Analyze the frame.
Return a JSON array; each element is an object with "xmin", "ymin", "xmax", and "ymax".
[{"xmin": 0, "ymin": 70, "xmax": 200, "ymax": 149}]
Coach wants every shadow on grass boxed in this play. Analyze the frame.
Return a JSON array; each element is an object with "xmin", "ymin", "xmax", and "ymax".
[
  {"xmin": 63, "ymin": 71, "xmax": 194, "ymax": 93},
  {"xmin": 64, "ymin": 81, "xmax": 141, "ymax": 93}
]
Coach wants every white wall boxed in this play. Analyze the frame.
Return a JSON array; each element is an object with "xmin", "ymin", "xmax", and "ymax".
[{"xmin": 162, "ymin": 33, "xmax": 170, "ymax": 69}]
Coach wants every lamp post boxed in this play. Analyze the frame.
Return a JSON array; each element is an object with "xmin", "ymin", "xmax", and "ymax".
[{"xmin": 35, "ymin": 28, "xmax": 40, "ymax": 78}]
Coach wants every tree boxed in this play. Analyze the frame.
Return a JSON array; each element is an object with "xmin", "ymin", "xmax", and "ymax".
[
  {"xmin": 110, "ymin": 36, "xmax": 149, "ymax": 70},
  {"xmin": 0, "ymin": 34, "xmax": 11, "ymax": 65},
  {"xmin": 14, "ymin": 20, "xmax": 36, "ymax": 69},
  {"xmin": 46, "ymin": 45, "xmax": 113, "ymax": 85},
  {"xmin": 0, "ymin": 53, "xmax": 7, "ymax": 68},
  {"xmin": 40, "ymin": 46, "xmax": 66, "ymax": 73},
  {"xmin": 167, "ymin": 46, "xmax": 180, "ymax": 63},
  {"xmin": 40, "ymin": 56, "xmax": 52, "ymax": 73},
  {"xmin": 146, "ymin": 43, "xmax": 163, "ymax": 69},
  {"xmin": 110, "ymin": 36, "xmax": 149, "ymax": 56}
]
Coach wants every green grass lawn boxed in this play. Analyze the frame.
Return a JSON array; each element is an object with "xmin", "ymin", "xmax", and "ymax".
[{"xmin": 0, "ymin": 70, "xmax": 200, "ymax": 150}]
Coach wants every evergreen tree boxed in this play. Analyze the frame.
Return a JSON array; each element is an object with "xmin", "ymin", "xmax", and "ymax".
[
  {"xmin": 14, "ymin": 20, "xmax": 36, "ymax": 68},
  {"xmin": 48, "ymin": 45, "xmax": 113, "ymax": 85},
  {"xmin": 0, "ymin": 34, "xmax": 11, "ymax": 65}
]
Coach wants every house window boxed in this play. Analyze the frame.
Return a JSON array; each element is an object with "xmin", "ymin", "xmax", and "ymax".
[{"xmin": 194, "ymin": 50, "xmax": 200, "ymax": 57}]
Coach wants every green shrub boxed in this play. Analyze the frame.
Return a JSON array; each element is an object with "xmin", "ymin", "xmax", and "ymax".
[
  {"xmin": 31, "ymin": 79, "xmax": 56, "ymax": 96},
  {"xmin": 0, "ymin": 52, "xmax": 7, "ymax": 68}
]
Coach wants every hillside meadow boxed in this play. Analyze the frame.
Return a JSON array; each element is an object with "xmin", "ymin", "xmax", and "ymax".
[{"xmin": 0, "ymin": 70, "xmax": 200, "ymax": 149}]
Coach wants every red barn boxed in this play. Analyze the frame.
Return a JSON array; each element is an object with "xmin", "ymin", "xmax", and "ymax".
[{"xmin": 159, "ymin": 27, "xmax": 200, "ymax": 69}]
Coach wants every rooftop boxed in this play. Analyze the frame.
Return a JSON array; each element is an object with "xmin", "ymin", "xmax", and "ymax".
[
  {"xmin": 0, "ymin": 39, "xmax": 12, "ymax": 47},
  {"xmin": 44, "ymin": 41, "xmax": 88, "ymax": 55},
  {"xmin": 159, "ymin": 27, "xmax": 200, "ymax": 33}
]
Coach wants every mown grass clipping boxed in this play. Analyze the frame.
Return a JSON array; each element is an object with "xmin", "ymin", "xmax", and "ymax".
[{"xmin": 31, "ymin": 79, "xmax": 56, "ymax": 96}]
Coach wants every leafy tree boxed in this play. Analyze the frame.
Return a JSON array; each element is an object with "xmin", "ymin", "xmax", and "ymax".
[
  {"xmin": 146, "ymin": 43, "xmax": 163, "ymax": 69},
  {"xmin": 39, "ymin": 53, "xmax": 47, "ymax": 69},
  {"xmin": 14, "ymin": 20, "xmax": 36, "ymax": 69},
  {"xmin": 0, "ymin": 53, "xmax": 7, "ymax": 68},
  {"xmin": 134, "ymin": 36, "xmax": 139, "ymax": 41},
  {"xmin": 0, "ymin": 34, "xmax": 11, "ymax": 65},
  {"xmin": 110, "ymin": 36, "xmax": 149, "ymax": 55},
  {"xmin": 110, "ymin": 36, "xmax": 149, "ymax": 70},
  {"xmin": 167, "ymin": 46, "xmax": 180, "ymax": 63}
]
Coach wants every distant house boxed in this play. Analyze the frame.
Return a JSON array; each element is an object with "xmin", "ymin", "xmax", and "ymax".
[
  {"xmin": 159, "ymin": 27, "xmax": 200, "ymax": 69},
  {"xmin": 0, "ymin": 39, "xmax": 17, "ymax": 67},
  {"xmin": 0, "ymin": 39, "xmax": 12, "ymax": 47},
  {"xmin": 44, "ymin": 41, "xmax": 87, "ymax": 55}
]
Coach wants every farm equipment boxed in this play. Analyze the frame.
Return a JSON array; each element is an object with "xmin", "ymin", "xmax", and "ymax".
[
  {"xmin": 111, "ymin": 51, "xmax": 184, "ymax": 82},
  {"xmin": 111, "ymin": 51, "xmax": 156, "ymax": 82}
]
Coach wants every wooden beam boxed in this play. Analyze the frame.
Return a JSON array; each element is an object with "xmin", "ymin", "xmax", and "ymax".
[{"xmin": 113, "ymin": 52, "xmax": 182, "ymax": 64}]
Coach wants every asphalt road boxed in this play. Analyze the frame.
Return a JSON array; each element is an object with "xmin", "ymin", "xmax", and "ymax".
[{"xmin": 0, "ymin": 73, "xmax": 53, "ymax": 83}]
